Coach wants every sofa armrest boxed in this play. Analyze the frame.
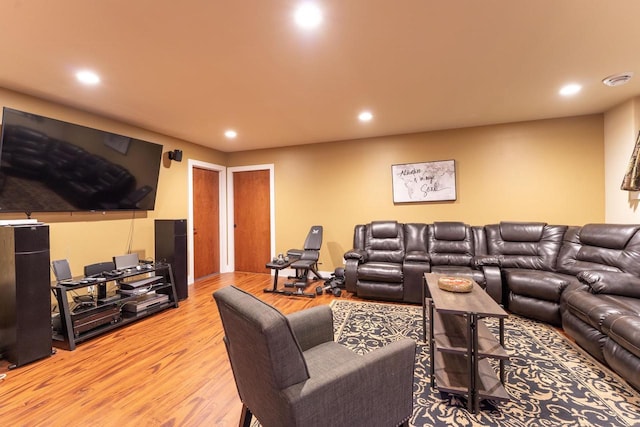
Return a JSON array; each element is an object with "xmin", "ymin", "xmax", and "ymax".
[
  {"xmin": 344, "ymin": 248, "xmax": 367, "ymax": 262},
  {"xmin": 577, "ymin": 270, "xmax": 640, "ymax": 298},
  {"xmin": 344, "ymin": 259, "xmax": 359, "ymax": 293},
  {"xmin": 473, "ymin": 255, "xmax": 501, "ymax": 267},
  {"xmin": 481, "ymin": 265, "xmax": 504, "ymax": 305},
  {"xmin": 404, "ymin": 250, "xmax": 429, "ymax": 263},
  {"xmin": 287, "ymin": 306, "xmax": 334, "ymax": 351}
]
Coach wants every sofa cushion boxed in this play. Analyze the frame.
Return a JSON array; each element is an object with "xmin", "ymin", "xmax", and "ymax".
[
  {"xmin": 433, "ymin": 221, "xmax": 466, "ymax": 241},
  {"xmin": 561, "ymin": 310, "xmax": 608, "ymax": 362},
  {"xmin": 500, "ymin": 222, "xmax": 545, "ymax": 242},
  {"xmin": 562, "ymin": 289, "xmax": 637, "ymax": 331},
  {"xmin": 366, "ymin": 221, "xmax": 404, "ymax": 264},
  {"xmin": 356, "ymin": 281, "xmax": 404, "ymax": 301},
  {"xmin": 579, "ymin": 223, "xmax": 640, "ymax": 249},
  {"xmin": 428, "ymin": 222, "xmax": 474, "ymax": 267},
  {"xmin": 357, "ymin": 262, "xmax": 403, "ymax": 283},
  {"xmin": 485, "ymin": 223, "xmax": 566, "ymax": 271},
  {"xmin": 607, "ymin": 315, "xmax": 640, "ymax": 359},
  {"xmin": 371, "ymin": 221, "xmax": 399, "ymax": 239},
  {"xmin": 509, "ymin": 294, "xmax": 562, "ymax": 326},
  {"xmin": 578, "ymin": 271, "xmax": 640, "ymax": 298},
  {"xmin": 604, "ymin": 338, "xmax": 640, "ymax": 390},
  {"xmin": 503, "ymin": 269, "xmax": 570, "ymax": 302},
  {"xmin": 557, "ymin": 224, "xmax": 640, "ymax": 277},
  {"xmin": 600, "ymin": 296, "xmax": 640, "ymax": 333}
]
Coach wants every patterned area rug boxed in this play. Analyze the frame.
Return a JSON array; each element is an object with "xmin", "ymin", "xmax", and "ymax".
[{"xmin": 330, "ymin": 300, "xmax": 640, "ymax": 427}]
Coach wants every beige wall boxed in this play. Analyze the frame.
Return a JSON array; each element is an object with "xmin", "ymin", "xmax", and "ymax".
[
  {"xmin": 604, "ymin": 97, "xmax": 640, "ymax": 222},
  {"xmin": 0, "ymin": 88, "xmax": 227, "ymax": 276},
  {"xmin": 0, "ymin": 87, "xmax": 607, "ymax": 275},
  {"xmin": 229, "ymin": 115, "xmax": 605, "ymax": 271}
]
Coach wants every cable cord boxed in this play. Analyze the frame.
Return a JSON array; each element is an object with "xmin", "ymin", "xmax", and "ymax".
[{"xmin": 126, "ymin": 210, "xmax": 136, "ymax": 254}]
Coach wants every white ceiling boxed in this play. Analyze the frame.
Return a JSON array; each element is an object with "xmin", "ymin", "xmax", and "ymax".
[{"xmin": 1, "ymin": 1, "xmax": 639, "ymax": 152}]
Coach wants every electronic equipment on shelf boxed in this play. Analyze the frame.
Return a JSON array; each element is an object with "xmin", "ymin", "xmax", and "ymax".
[
  {"xmin": 97, "ymin": 295, "xmax": 121, "ymax": 305},
  {"xmin": 51, "ymin": 260, "xmax": 179, "ymax": 351},
  {"xmin": 71, "ymin": 306, "xmax": 121, "ymax": 337},
  {"xmin": 103, "ymin": 270, "xmax": 123, "ymax": 278},
  {"xmin": 119, "ymin": 276, "xmax": 163, "ymax": 290},
  {"xmin": 113, "ymin": 253, "xmax": 140, "ymax": 270},
  {"xmin": 118, "ymin": 287, "xmax": 152, "ymax": 296},
  {"xmin": 121, "ymin": 293, "xmax": 169, "ymax": 313}
]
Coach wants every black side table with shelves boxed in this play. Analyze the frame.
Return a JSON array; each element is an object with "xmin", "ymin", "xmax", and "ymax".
[{"xmin": 51, "ymin": 263, "xmax": 179, "ymax": 351}]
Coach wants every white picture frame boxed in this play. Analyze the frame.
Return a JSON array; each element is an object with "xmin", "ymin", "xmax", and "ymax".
[{"xmin": 391, "ymin": 160, "xmax": 456, "ymax": 203}]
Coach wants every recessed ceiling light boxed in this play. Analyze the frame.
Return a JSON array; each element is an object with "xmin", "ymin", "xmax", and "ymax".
[
  {"xmin": 602, "ymin": 72, "xmax": 633, "ymax": 87},
  {"xmin": 358, "ymin": 111, "xmax": 373, "ymax": 122},
  {"xmin": 294, "ymin": 2, "xmax": 323, "ymax": 29},
  {"xmin": 559, "ymin": 83, "xmax": 581, "ymax": 97},
  {"xmin": 76, "ymin": 70, "xmax": 100, "ymax": 85},
  {"xmin": 225, "ymin": 129, "xmax": 237, "ymax": 139}
]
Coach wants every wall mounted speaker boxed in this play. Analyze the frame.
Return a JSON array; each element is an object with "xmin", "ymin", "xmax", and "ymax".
[{"xmin": 168, "ymin": 149, "xmax": 183, "ymax": 162}]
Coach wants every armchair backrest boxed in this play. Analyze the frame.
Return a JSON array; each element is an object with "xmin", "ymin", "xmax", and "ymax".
[
  {"xmin": 213, "ymin": 286, "xmax": 309, "ymax": 411},
  {"xmin": 365, "ymin": 221, "xmax": 405, "ymax": 263},
  {"xmin": 556, "ymin": 224, "xmax": 640, "ymax": 276},
  {"xmin": 485, "ymin": 222, "xmax": 567, "ymax": 271},
  {"xmin": 427, "ymin": 221, "xmax": 474, "ymax": 266}
]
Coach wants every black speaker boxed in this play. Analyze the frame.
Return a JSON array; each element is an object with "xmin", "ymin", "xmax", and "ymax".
[
  {"xmin": 0, "ymin": 224, "xmax": 52, "ymax": 368},
  {"xmin": 84, "ymin": 261, "xmax": 116, "ymax": 300},
  {"xmin": 155, "ymin": 219, "xmax": 188, "ymax": 300},
  {"xmin": 84, "ymin": 261, "xmax": 116, "ymax": 278},
  {"xmin": 168, "ymin": 149, "xmax": 183, "ymax": 162}
]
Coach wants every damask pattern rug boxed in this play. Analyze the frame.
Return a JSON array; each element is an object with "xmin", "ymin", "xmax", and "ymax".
[{"xmin": 330, "ymin": 300, "xmax": 640, "ymax": 427}]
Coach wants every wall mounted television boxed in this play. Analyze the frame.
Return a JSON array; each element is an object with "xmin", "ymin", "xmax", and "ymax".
[{"xmin": 0, "ymin": 107, "xmax": 163, "ymax": 214}]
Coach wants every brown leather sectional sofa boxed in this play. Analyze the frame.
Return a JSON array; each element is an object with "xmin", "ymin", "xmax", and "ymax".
[{"xmin": 344, "ymin": 220, "xmax": 640, "ymax": 390}]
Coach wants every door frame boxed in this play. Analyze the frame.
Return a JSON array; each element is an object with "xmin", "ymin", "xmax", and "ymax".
[
  {"xmin": 227, "ymin": 164, "xmax": 275, "ymax": 272},
  {"xmin": 188, "ymin": 159, "xmax": 229, "ymax": 284}
]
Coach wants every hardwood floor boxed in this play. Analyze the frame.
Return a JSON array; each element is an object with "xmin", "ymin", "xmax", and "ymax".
[{"xmin": 0, "ymin": 273, "xmax": 361, "ymax": 427}]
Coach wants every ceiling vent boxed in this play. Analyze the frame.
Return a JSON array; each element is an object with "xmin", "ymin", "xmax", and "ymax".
[{"xmin": 602, "ymin": 72, "xmax": 634, "ymax": 87}]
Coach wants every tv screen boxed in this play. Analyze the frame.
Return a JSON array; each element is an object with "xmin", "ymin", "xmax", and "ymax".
[{"xmin": 0, "ymin": 107, "xmax": 163, "ymax": 213}]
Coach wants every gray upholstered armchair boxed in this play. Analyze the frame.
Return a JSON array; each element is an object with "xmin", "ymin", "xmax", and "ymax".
[{"xmin": 213, "ymin": 286, "xmax": 416, "ymax": 427}]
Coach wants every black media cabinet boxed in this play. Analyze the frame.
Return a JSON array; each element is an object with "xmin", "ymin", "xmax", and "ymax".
[{"xmin": 51, "ymin": 263, "xmax": 179, "ymax": 350}]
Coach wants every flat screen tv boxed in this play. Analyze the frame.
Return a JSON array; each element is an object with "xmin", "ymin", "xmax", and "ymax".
[{"xmin": 0, "ymin": 107, "xmax": 163, "ymax": 214}]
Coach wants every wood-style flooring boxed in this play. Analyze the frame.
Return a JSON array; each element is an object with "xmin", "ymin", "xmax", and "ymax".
[{"xmin": 0, "ymin": 272, "xmax": 363, "ymax": 427}]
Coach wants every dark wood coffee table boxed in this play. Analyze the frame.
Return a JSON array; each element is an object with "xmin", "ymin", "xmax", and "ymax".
[{"xmin": 422, "ymin": 273, "xmax": 510, "ymax": 413}]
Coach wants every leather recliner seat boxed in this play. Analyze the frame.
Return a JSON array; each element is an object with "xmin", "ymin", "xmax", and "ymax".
[
  {"xmin": 344, "ymin": 221, "xmax": 407, "ymax": 301},
  {"xmin": 345, "ymin": 221, "xmax": 490, "ymax": 304},
  {"xmin": 484, "ymin": 222, "xmax": 569, "ymax": 326},
  {"xmin": 559, "ymin": 224, "xmax": 640, "ymax": 390},
  {"xmin": 344, "ymin": 220, "xmax": 640, "ymax": 391},
  {"xmin": 428, "ymin": 221, "xmax": 485, "ymax": 285}
]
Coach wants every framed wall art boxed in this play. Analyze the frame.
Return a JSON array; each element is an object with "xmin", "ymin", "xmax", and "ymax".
[{"xmin": 391, "ymin": 160, "xmax": 456, "ymax": 203}]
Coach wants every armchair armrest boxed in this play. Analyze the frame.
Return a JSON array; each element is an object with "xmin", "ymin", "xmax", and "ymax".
[
  {"xmin": 287, "ymin": 306, "xmax": 334, "ymax": 351},
  {"xmin": 577, "ymin": 270, "xmax": 640, "ymax": 298},
  {"xmin": 283, "ymin": 338, "xmax": 416, "ymax": 426},
  {"xmin": 344, "ymin": 248, "xmax": 367, "ymax": 262}
]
